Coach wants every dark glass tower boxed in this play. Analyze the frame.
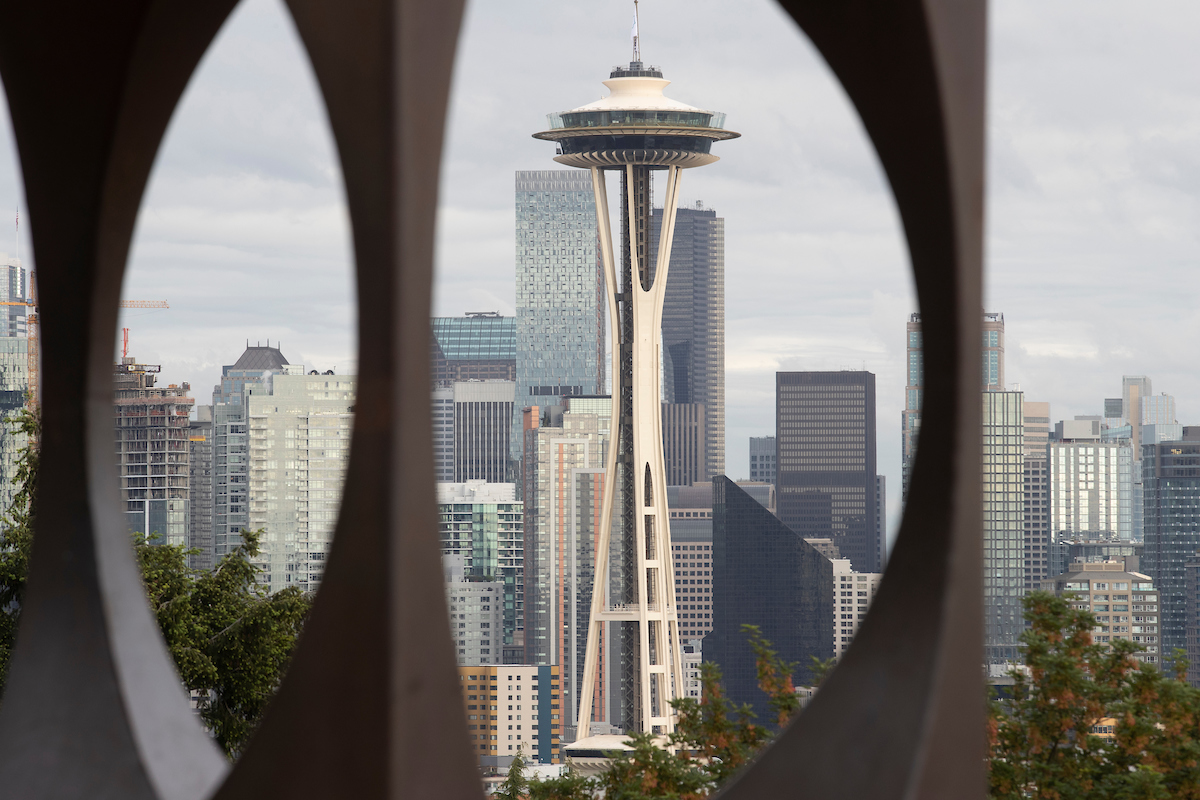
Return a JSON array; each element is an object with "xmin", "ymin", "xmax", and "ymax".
[
  {"xmin": 776, "ymin": 371, "xmax": 879, "ymax": 573},
  {"xmin": 650, "ymin": 204, "xmax": 724, "ymax": 480},
  {"xmin": 1143, "ymin": 430, "xmax": 1200, "ymax": 653},
  {"xmin": 707, "ymin": 477, "xmax": 834, "ymax": 722}
]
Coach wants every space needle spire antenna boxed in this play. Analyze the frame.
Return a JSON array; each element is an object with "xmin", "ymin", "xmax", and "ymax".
[
  {"xmin": 535, "ymin": 32, "xmax": 739, "ymax": 740},
  {"xmin": 631, "ymin": 0, "xmax": 641, "ymax": 64}
]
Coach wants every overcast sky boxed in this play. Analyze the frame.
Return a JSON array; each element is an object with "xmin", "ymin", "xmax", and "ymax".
[{"xmin": 2, "ymin": 0, "xmax": 1199, "ymax": 540}]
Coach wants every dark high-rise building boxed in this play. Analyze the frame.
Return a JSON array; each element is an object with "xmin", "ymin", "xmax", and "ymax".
[
  {"xmin": 661, "ymin": 403, "xmax": 705, "ymax": 487},
  {"xmin": 1143, "ymin": 429, "xmax": 1200, "ymax": 653},
  {"xmin": 1023, "ymin": 400, "xmax": 1051, "ymax": 592},
  {"xmin": 452, "ymin": 381, "xmax": 515, "ymax": 483},
  {"xmin": 983, "ymin": 391, "xmax": 1024, "ymax": 664},
  {"xmin": 707, "ymin": 477, "xmax": 833, "ymax": 722},
  {"xmin": 651, "ymin": 203, "xmax": 724, "ymax": 480},
  {"xmin": 430, "ymin": 312, "xmax": 516, "ymax": 387},
  {"xmin": 776, "ymin": 371, "xmax": 879, "ymax": 572}
]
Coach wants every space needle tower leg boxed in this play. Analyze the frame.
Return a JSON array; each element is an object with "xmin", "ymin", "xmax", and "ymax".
[{"xmin": 577, "ymin": 164, "xmax": 685, "ymax": 737}]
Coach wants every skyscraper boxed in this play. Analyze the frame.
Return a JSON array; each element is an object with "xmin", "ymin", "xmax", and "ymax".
[
  {"xmin": 1023, "ymin": 401, "xmax": 1051, "ymax": 592},
  {"xmin": 188, "ymin": 405, "xmax": 214, "ymax": 571},
  {"xmin": 1143, "ymin": 429, "xmax": 1200, "ymax": 653},
  {"xmin": 113, "ymin": 355, "xmax": 193, "ymax": 547},
  {"xmin": 661, "ymin": 403, "xmax": 705, "ymax": 487},
  {"xmin": 982, "ymin": 391, "xmax": 1024, "ymax": 664},
  {"xmin": 651, "ymin": 203, "xmax": 725, "ymax": 480},
  {"xmin": 0, "ymin": 255, "xmax": 29, "ymax": 512},
  {"xmin": 513, "ymin": 170, "xmax": 605, "ymax": 460},
  {"xmin": 776, "ymin": 371, "xmax": 879, "ymax": 573},
  {"xmin": 903, "ymin": 310, "xmax": 1004, "ymax": 501},
  {"xmin": 211, "ymin": 344, "xmax": 296, "ymax": 562},
  {"xmin": 453, "ymin": 380, "xmax": 515, "ymax": 483},
  {"xmin": 245, "ymin": 371, "xmax": 355, "ymax": 593},
  {"xmin": 708, "ymin": 477, "xmax": 834, "ymax": 722},
  {"xmin": 522, "ymin": 397, "xmax": 616, "ymax": 737}
]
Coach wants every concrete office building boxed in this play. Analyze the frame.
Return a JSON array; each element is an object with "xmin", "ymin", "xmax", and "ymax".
[
  {"xmin": 749, "ymin": 436, "xmax": 776, "ymax": 484},
  {"xmin": 903, "ymin": 310, "xmax": 1004, "ymax": 502},
  {"xmin": 439, "ymin": 481, "xmax": 525, "ymax": 664},
  {"xmin": 513, "ymin": 170, "xmax": 605, "ymax": 460},
  {"xmin": 651, "ymin": 203, "xmax": 725, "ymax": 480},
  {"xmin": 982, "ymin": 391, "xmax": 1024, "ymax": 664},
  {"xmin": 672, "ymin": 533, "xmax": 712, "ymax": 642},
  {"xmin": 188, "ymin": 406, "xmax": 214, "ymax": 571},
  {"xmin": 831, "ymin": 559, "xmax": 882, "ymax": 659},
  {"xmin": 211, "ymin": 344, "xmax": 299, "ymax": 563},
  {"xmin": 445, "ymin": 554, "xmax": 505, "ymax": 666},
  {"xmin": 1043, "ymin": 561, "xmax": 1159, "ymax": 665},
  {"xmin": 1143, "ymin": 429, "xmax": 1200, "ymax": 653},
  {"xmin": 245, "ymin": 371, "xmax": 355, "ymax": 593},
  {"xmin": 776, "ymin": 371, "xmax": 879, "ymax": 573},
  {"xmin": 522, "ymin": 396, "xmax": 617, "ymax": 737},
  {"xmin": 680, "ymin": 640, "xmax": 703, "ymax": 699},
  {"xmin": 457, "ymin": 664, "xmax": 563, "ymax": 766},
  {"xmin": 708, "ymin": 477, "xmax": 834, "ymax": 722},
  {"xmin": 113, "ymin": 355, "xmax": 193, "ymax": 546},
  {"xmin": 1023, "ymin": 401, "xmax": 1050, "ymax": 592},
  {"xmin": 661, "ymin": 403, "xmax": 705, "ymax": 487},
  {"xmin": 454, "ymin": 381, "xmax": 515, "ymax": 483},
  {"xmin": 431, "ymin": 312, "xmax": 516, "ymax": 387}
]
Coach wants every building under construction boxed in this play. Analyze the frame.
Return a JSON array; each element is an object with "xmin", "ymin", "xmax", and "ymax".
[{"xmin": 113, "ymin": 355, "xmax": 193, "ymax": 546}]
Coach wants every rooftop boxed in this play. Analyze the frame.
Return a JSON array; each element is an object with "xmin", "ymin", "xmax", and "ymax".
[{"xmin": 230, "ymin": 344, "xmax": 290, "ymax": 372}]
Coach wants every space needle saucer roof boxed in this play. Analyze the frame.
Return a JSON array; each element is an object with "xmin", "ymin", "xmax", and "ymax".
[{"xmin": 533, "ymin": 61, "xmax": 740, "ymax": 169}]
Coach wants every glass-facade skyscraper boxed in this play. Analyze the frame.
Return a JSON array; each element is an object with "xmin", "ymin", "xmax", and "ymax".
[
  {"xmin": 903, "ymin": 310, "xmax": 1004, "ymax": 502},
  {"xmin": 1143, "ymin": 431, "xmax": 1200, "ymax": 653},
  {"xmin": 430, "ymin": 313, "xmax": 516, "ymax": 387},
  {"xmin": 513, "ymin": 170, "xmax": 605, "ymax": 460}
]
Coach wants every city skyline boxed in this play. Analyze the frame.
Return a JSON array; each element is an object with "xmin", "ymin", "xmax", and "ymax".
[{"xmin": 1, "ymin": 0, "xmax": 1200, "ymax": 544}]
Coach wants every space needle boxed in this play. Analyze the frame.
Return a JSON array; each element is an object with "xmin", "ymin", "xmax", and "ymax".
[{"xmin": 534, "ymin": 6, "xmax": 739, "ymax": 737}]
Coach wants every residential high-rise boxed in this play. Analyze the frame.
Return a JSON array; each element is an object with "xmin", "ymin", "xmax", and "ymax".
[
  {"xmin": 651, "ymin": 202, "xmax": 725, "ymax": 480},
  {"xmin": 982, "ymin": 391, "xmax": 1024, "ymax": 664},
  {"xmin": 513, "ymin": 170, "xmax": 605, "ymax": 461},
  {"xmin": 1143, "ymin": 429, "xmax": 1200, "ymax": 654},
  {"xmin": 831, "ymin": 559, "xmax": 882, "ymax": 659},
  {"xmin": 245, "ymin": 371, "xmax": 355, "ymax": 593},
  {"xmin": 708, "ymin": 477, "xmax": 834, "ymax": 722},
  {"xmin": 456, "ymin": 665, "xmax": 563, "ymax": 766},
  {"xmin": 454, "ymin": 381, "xmax": 515, "ymax": 483},
  {"xmin": 903, "ymin": 310, "xmax": 1004, "ymax": 501},
  {"xmin": 776, "ymin": 371, "xmax": 879, "ymax": 573},
  {"xmin": 661, "ymin": 403, "xmax": 705, "ymax": 487},
  {"xmin": 444, "ymin": 554, "xmax": 504, "ymax": 666},
  {"xmin": 1023, "ymin": 401, "xmax": 1051, "ymax": 592},
  {"xmin": 113, "ymin": 355, "xmax": 193, "ymax": 546},
  {"xmin": 522, "ymin": 397, "xmax": 616, "ymax": 738},
  {"xmin": 211, "ymin": 344, "xmax": 297, "ymax": 562},
  {"xmin": 188, "ymin": 405, "xmax": 214, "ymax": 571},
  {"xmin": 1042, "ymin": 561, "xmax": 1159, "ymax": 666},
  {"xmin": 533, "ymin": 50, "xmax": 738, "ymax": 738},
  {"xmin": 749, "ymin": 436, "xmax": 776, "ymax": 484},
  {"xmin": 431, "ymin": 312, "xmax": 516, "ymax": 387},
  {"xmin": 439, "ymin": 481, "xmax": 525, "ymax": 664}
]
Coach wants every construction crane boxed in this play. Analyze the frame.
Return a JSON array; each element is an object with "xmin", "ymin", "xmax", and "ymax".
[{"xmin": 0, "ymin": 292, "xmax": 168, "ymax": 410}]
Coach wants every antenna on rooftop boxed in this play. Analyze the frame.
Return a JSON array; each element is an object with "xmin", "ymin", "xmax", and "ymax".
[{"xmin": 631, "ymin": 0, "xmax": 641, "ymax": 63}]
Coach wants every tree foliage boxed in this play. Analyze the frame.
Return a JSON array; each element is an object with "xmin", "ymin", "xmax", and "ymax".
[
  {"xmin": 0, "ymin": 408, "xmax": 311, "ymax": 758},
  {"xmin": 989, "ymin": 591, "xmax": 1200, "ymax": 799}
]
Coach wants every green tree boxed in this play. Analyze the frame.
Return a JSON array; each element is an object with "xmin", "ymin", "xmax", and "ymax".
[
  {"xmin": 988, "ymin": 591, "xmax": 1200, "ymax": 799},
  {"xmin": 0, "ymin": 409, "xmax": 311, "ymax": 758},
  {"xmin": 494, "ymin": 747, "xmax": 530, "ymax": 800}
]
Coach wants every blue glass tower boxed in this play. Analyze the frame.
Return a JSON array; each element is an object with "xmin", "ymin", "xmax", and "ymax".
[{"xmin": 513, "ymin": 170, "xmax": 605, "ymax": 459}]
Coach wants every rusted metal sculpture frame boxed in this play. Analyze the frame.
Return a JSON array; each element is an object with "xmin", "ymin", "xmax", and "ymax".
[{"xmin": 0, "ymin": 0, "xmax": 984, "ymax": 797}]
